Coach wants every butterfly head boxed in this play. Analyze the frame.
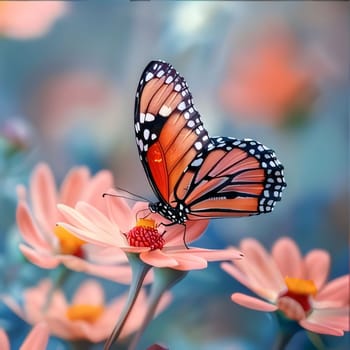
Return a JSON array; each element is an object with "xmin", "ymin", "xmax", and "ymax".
[{"xmin": 149, "ymin": 201, "xmax": 188, "ymax": 225}]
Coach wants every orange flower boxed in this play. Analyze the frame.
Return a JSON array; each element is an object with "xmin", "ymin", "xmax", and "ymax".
[
  {"xmin": 222, "ymin": 237, "xmax": 349, "ymax": 336},
  {"xmin": 0, "ymin": 1, "xmax": 67, "ymax": 39}
]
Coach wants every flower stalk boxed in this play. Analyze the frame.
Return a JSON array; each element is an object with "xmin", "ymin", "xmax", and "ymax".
[
  {"xmin": 104, "ymin": 253, "xmax": 151, "ymax": 350},
  {"xmin": 129, "ymin": 267, "xmax": 187, "ymax": 350}
]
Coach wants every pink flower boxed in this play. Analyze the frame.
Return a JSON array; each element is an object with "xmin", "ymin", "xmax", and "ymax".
[
  {"xmin": 0, "ymin": 323, "xmax": 49, "ymax": 350},
  {"xmin": 221, "ymin": 237, "xmax": 349, "ymax": 336},
  {"xmin": 219, "ymin": 24, "xmax": 316, "ymax": 126},
  {"xmin": 0, "ymin": 1, "xmax": 67, "ymax": 39},
  {"xmin": 17, "ymin": 163, "xmax": 132, "ymax": 283},
  {"xmin": 57, "ymin": 193, "xmax": 242, "ymax": 271},
  {"xmin": 3, "ymin": 279, "xmax": 171, "ymax": 343}
]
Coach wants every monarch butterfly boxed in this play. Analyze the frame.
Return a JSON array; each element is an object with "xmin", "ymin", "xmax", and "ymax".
[{"xmin": 134, "ymin": 60, "xmax": 286, "ymax": 225}]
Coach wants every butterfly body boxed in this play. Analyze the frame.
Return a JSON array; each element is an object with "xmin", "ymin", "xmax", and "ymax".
[{"xmin": 135, "ymin": 60, "xmax": 286, "ymax": 224}]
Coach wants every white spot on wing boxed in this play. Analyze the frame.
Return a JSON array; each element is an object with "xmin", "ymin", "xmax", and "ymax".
[
  {"xmin": 178, "ymin": 102, "xmax": 186, "ymax": 111},
  {"xmin": 145, "ymin": 72, "xmax": 154, "ymax": 82},
  {"xmin": 165, "ymin": 76, "xmax": 173, "ymax": 84},
  {"xmin": 159, "ymin": 105, "xmax": 172, "ymax": 117},
  {"xmin": 145, "ymin": 113, "xmax": 155, "ymax": 122}
]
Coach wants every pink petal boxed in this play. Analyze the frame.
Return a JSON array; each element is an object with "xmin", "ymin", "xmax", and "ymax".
[
  {"xmin": 221, "ymin": 262, "xmax": 258, "ymax": 293},
  {"xmin": 81, "ymin": 170, "xmax": 114, "ymax": 212},
  {"xmin": 105, "ymin": 189, "xmax": 134, "ymax": 231},
  {"xmin": 58, "ymin": 203, "xmax": 123, "ymax": 246},
  {"xmin": 315, "ymin": 275, "xmax": 350, "ymax": 305},
  {"xmin": 306, "ymin": 307, "xmax": 350, "ymax": 332},
  {"xmin": 147, "ymin": 344, "xmax": 169, "ymax": 350},
  {"xmin": 82, "ymin": 263, "xmax": 133, "ymax": 284},
  {"xmin": 304, "ymin": 249, "xmax": 330, "ymax": 290},
  {"xmin": 75, "ymin": 201, "xmax": 116, "ymax": 233},
  {"xmin": 165, "ymin": 219, "xmax": 209, "ymax": 245},
  {"xmin": 140, "ymin": 250, "xmax": 179, "ymax": 268},
  {"xmin": 59, "ymin": 167, "xmax": 89, "ymax": 206},
  {"xmin": 0, "ymin": 329, "xmax": 10, "ymax": 350},
  {"xmin": 84, "ymin": 245, "xmax": 128, "ymax": 264},
  {"xmin": 272, "ymin": 237, "xmax": 304, "ymax": 279},
  {"xmin": 173, "ymin": 247, "xmax": 243, "ymax": 262},
  {"xmin": 58, "ymin": 255, "xmax": 131, "ymax": 284},
  {"xmin": 16, "ymin": 201, "xmax": 53, "ymax": 251},
  {"xmin": 1, "ymin": 295, "xmax": 26, "ymax": 320},
  {"xmin": 44, "ymin": 317, "xmax": 73, "ymax": 340},
  {"xmin": 160, "ymin": 250, "xmax": 208, "ymax": 270},
  {"xmin": 299, "ymin": 319, "xmax": 344, "ymax": 336},
  {"xmin": 232, "ymin": 293, "xmax": 278, "ymax": 312},
  {"xmin": 19, "ymin": 244, "xmax": 60, "ymax": 269},
  {"xmin": 30, "ymin": 163, "xmax": 58, "ymax": 232},
  {"xmin": 72, "ymin": 280, "xmax": 105, "ymax": 305},
  {"xmin": 20, "ymin": 323, "xmax": 49, "ymax": 350},
  {"xmin": 16, "ymin": 184, "xmax": 27, "ymax": 201},
  {"xmin": 239, "ymin": 238, "xmax": 285, "ymax": 293}
]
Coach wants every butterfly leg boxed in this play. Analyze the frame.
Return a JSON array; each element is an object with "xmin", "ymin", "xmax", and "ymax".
[{"xmin": 158, "ymin": 222, "xmax": 189, "ymax": 249}]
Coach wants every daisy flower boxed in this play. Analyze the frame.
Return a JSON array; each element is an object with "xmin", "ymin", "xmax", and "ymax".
[
  {"xmin": 3, "ymin": 279, "xmax": 171, "ymax": 343},
  {"xmin": 17, "ymin": 163, "xmax": 131, "ymax": 283},
  {"xmin": 221, "ymin": 237, "xmax": 349, "ymax": 336},
  {"xmin": 57, "ymin": 192, "xmax": 242, "ymax": 270}
]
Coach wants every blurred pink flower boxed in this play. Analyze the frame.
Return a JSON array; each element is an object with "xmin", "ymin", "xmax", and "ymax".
[
  {"xmin": 17, "ymin": 163, "xmax": 132, "ymax": 283},
  {"xmin": 58, "ymin": 193, "xmax": 242, "ymax": 271},
  {"xmin": 220, "ymin": 24, "xmax": 316, "ymax": 126},
  {"xmin": 0, "ymin": 323, "xmax": 49, "ymax": 350},
  {"xmin": 3, "ymin": 279, "xmax": 171, "ymax": 343},
  {"xmin": 221, "ymin": 237, "xmax": 349, "ymax": 336},
  {"xmin": 0, "ymin": 1, "xmax": 67, "ymax": 39}
]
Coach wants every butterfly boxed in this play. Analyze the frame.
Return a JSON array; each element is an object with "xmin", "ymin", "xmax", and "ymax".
[{"xmin": 134, "ymin": 60, "xmax": 286, "ymax": 225}]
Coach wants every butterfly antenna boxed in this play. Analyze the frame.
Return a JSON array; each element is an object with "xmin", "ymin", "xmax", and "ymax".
[
  {"xmin": 136, "ymin": 208, "xmax": 151, "ymax": 220},
  {"xmin": 102, "ymin": 187, "xmax": 150, "ymax": 202}
]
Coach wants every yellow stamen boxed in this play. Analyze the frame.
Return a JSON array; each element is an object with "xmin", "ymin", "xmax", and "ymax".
[
  {"xmin": 284, "ymin": 276, "xmax": 317, "ymax": 296},
  {"xmin": 136, "ymin": 218, "xmax": 157, "ymax": 229},
  {"xmin": 66, "ymin": 304, "xmax": 104, "ymax": 323},
  {"xmin": 54, "ymin": 225, "xmax": 86, "ymax": 255}
]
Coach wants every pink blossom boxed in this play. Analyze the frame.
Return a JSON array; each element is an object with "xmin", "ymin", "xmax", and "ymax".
[
  {"xmin": 3, "ymin": 279, "xmax": 171, "ymax": 343},
  {"xmin": 16, "ymin": 163, "xmax": 132, "ymax": 283},
  {"xmin": 57, "ymin": 192, "xmax": 242, "ymax": 271},
  {"xmin": 219, "ymin": 24, "xmax": 316, "ymax": 126},
  {"xmin": 221, "ymin": 237, "xmax": 349, "ymax": 336},
  {"xmin": 0, "ymin": 1, "xmax": 67, "ymax": 39},
  {"xmin": 0, "ymin": 323, "xmax": 49, "ymax": 350}
]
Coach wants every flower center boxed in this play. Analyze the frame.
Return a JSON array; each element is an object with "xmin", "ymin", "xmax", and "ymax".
[
  {"xmin": 127, "ymin": 218, "xmax": 164, "ymax": 250},
  {"xmin": 66, "ymin": 304, "xmax": 104, "ymax": 323},
  {"xmin": 278, "ymin": 276, "xmax": 318, "ymax": 320},
  {"xmin": 54, "ymin": 225, "xmax": 86, "ymax": 257}
]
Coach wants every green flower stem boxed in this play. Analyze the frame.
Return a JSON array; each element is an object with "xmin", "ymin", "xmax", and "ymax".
[
  {"xmin": 104, "ymin": 253, "xmax": 151, "ymax": 350},
  {"xmin": 307, "ymin": 332, "xmax": 327, "ymax": 350},
  {"xmin": 43, "ymin": 264, "xmax": 71, "ymax": 312},
  {"xmin": 273, "ymin": 312, "xmax": 300, "ymax": 350},
  {"xmin": 129, "ymin": 267, "xmax": 188, "ymax": 350}
]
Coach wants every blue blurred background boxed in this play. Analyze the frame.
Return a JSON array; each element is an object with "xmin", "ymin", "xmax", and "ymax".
[{"xmin": 0, "ymin": 1, "xmax": 349, "ymax": 349}]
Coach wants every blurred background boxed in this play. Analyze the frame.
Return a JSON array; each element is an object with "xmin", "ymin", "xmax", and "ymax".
[{"xmin": 0, "ymin": 1, "xmax": 349, "ymax": 349}]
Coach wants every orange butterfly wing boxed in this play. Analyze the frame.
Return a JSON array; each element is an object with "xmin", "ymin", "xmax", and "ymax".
[{"xmin": 135, "ymin": 61, "xmax": 210, "ymax": 205}]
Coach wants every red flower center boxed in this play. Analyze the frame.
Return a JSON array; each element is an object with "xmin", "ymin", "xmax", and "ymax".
[
  {"xmin": 127, "ymin": 219, "xmax": 164, "ymax": 250},
  {"xmin": 277, "ymin": 276, "xmax": 318, "ymax": 320}
]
